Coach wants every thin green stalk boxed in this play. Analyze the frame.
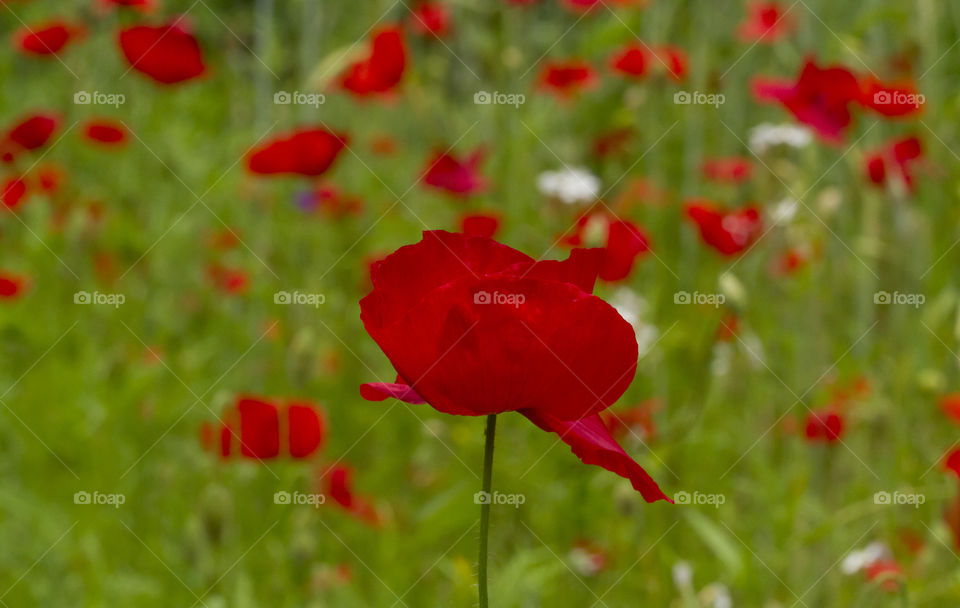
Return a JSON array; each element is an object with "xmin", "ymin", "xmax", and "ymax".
[{"xmin": 478, "ymin": 414, "xmax": 497, "ymax": 608}]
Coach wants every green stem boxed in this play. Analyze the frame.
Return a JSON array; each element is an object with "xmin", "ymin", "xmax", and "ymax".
[{"xmin": 478, "ymin": 414, "xmax": 497, "ymax": 608}]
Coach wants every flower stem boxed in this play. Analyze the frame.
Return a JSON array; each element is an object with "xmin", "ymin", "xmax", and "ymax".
[{"xmin": 478, "ymin": 414, "xmax": 497, "ymax": 608}]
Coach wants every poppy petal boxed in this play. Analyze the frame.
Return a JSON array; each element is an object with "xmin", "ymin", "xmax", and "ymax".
[{"xmin": 520, "ymin": 410, "xmax": 671, "ymax": 503}]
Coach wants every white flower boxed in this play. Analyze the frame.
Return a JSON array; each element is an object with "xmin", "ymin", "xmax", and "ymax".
[
  {"xmin": 748, "ymin": 123, "xmax": 813, "ymax": 154},
  {"xmin": 841, "ymin": 541, "xmax": 890, "ymax": 575},
  {"xmin": 769, "ymin": 197, "xmax": 798, "ymax": 224},
  {"xmin": 672, "ymin": 560, "xmax": 693, "ymax": 589},
  {"xmin": 610, "ymin": 289, "xmax": 658, "ymax": 354},
  {"xmin": 537, "ymin": 167, "xmax": 601, "ymax": 204}
]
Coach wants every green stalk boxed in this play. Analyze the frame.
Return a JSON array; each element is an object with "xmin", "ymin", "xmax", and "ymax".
[{"xmin": 478, "ymin": 414, "xmax": 497, "ymax": 608}]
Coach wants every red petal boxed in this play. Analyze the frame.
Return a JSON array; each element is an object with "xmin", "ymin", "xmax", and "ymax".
[
  {"xmin": 359, "ymin": 382, "xmax": 427, "ymax": 405},
  {"xmin": 237, "ymin": 397, "xmax": 280, "ymax": 458},
  {"xmin": 520, "ymin": 410, "xmax": 671, "ymax": 503},
  {"xmin": 118, "ymin": 20, "xmax": 206, "ymax": 84},
  {"xmin": 246, "ymin": 128, "xmax": 347, "ymax": 177},
  {"xmin": 287, "ymin": 403, "xmax": 325, "ymax": 458}
]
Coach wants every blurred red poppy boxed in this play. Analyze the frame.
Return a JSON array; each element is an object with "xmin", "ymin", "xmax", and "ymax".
[
  {"xmin": 83, "ymin": 120, "xmax": 128, "ymax": 146},
  {"xmin": 601, "ymin": 398, "xmax": 660, "ymax": 442},
  {"xmin": 320, "ymin": 464, "xmax": 382, "ymax": 525},
  {"xmin": 358, "ymin": 231, "xmax": 669, "ymax": 502},
  {"xmin": 539, "ymin": 60, "xmax": 597, "ymax": 98},
  {"xmin": 1, "ymin": 176, "xmax": 28, "ymax": 210},
  {"xmin": 15, "ymin": 21, "xmax": 82, "ymax": 56},
  {"xmin": 208, "ymin": 265, "xmax": 249, "ymax": 294},
  {"xmin": 422, "ymin": 148, "xmax": 486, "ymax": 196},
  {"xmin": 609, "ymin": 43, "xmax": 648, "ymax": 79},
  {"xmin": 654, "ymin": 45, "xmax": 688, "ymax": 81},
  {"xmin": 685, "ymin": 200, "xmax": 762, "ymax": 256},
  {"xmin": 738, "ymin": 2, "xmax": 794, "ymax": 43},
  {"xmin": 563, "ymin": 213, "xmax": 651, "ymax": 282},
  {"xmin": 770, "ymin": 247, "xmax": 808, "ymax": 276},
  {"xmin": 205, "ymin": 396, "xmax": 325, "ymax": 460},
  {"xmin": 99, "ymin": 0, "xmax": 156, "ymax": 10},
  {"xmin": 863, "ymin": 135, "xmax": 923, "ymax": 192},
  {"xmin": 459, "ymin": 212, "xmax": 500, "ymax": 238},
  {"xmin": 408, "ymin": 3, "xmax": 451, "ymax": 37},
  {"xmin": 943, "ymin": 447, "xmax": 960, "ymax": 480},
  {"xmin": 246, "ymin": 128, "xmax": 348, "ymax": 177},
  {"xmin": 0, "ymin": 272, "xmax": 27, "ymax": 299},
  {"xmin": 753, "ymin": 59, "xmax": 862, "ymax": 143},
  {"xmin": 859, "ymin": 78, "xmax": 924, "ymax": 118},
  {"xmin": 6, "ymin": 113, "xmax": 59, "ymax": 151},
  {"xmin": 340, "ymin": 26, "xmax": 406, "ymax": 96},
  {"xmin": 118, "ymin": 19, "xmax": 206, "ymax": 84},
  {"xmin": 803, "ymin": 410, "xmax": 844, "ymax": 443},
  {"xmin": 941, "ymin": 393, "xmax": 960, "ymax": 424},
  {"xmin": 700, "ymin": 157, "xmax": 753, "ymax": 184}
]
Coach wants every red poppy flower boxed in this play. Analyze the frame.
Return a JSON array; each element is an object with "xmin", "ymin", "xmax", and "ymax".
[
  {"xmin": 803, "ymin": 410, "xmax": 844, "ymax": 443},
  {"xmin": 320, "ymin": 465, "xmax": 382, "ymax": 524},
  {"xmin": 943, "ymin": 448, "xmax": 960, "ymax": 480},
  {"xmin": 737, "ymin": 2, "xmax": 794, "ymax": 43},
  {"xmin": 1, "ymin": 176, "xmax": 28, "ymax": 210},
  {"xmin": 6, "ymin": 113, "xmax": 59, "ymax": 151},
  {"xmin": 34, "ymin": 164, "xmax": 65, "ymax": 193},
  {"xmin": 0, "ymin": 272, "xmax": 27, "ymax": 299},
  {"xmin": 700, "ymin": 157, "xmax": 753, "ymax": 184},
  {"xmin": 864, "ymin": 560, "xmax": 903, "ymax": 593},
  {"xmin": 118, "ymin": 19, "xmax": 206, "ymax": 84},
  {"xmin": 539, "ymin": 60, "xmax": 597, "ymax": 98},
  {"xmin": 15, "ymin": 21, "xmax": 82, "ymax": 56},
  {"xmin": 685, "ymin": 200, "xmax": 762, "ymax": 256},
  {"xmin": 941, "ymin": 393, "xmax": 960, "ymax": 425},
  {"xmin": 770, "ymin": 247, "xmax": 808, "ymax": 276},
  {"xmin": 859, "ymin": 78, "xmax": 924, "ymax": 118},
  {"xmin": 609, "ymin": 43, "xmax": 648, "ymax": 79},
  {"xmin": 863, "ymin": 136, "xmax": 923, "ymax": 192},
  {"xmin": 246, "ymin": 128, "xmax": 348, "ymax": 177},
  {"xmin": 408, "ymin": 3, "xmax": 451, "ymax": 37},
  {"xmin": 459, "ymin": 212, "xmax": 500, "ymax": 238},
  {"xmin": 601, "ymin": 398, "xmax": 660, "ymax": 442},
  {"xmin": 422, "ymin": 148, "xmax": 486, "ymax": 196},
  {"xmin": 206, "ymin": 396, "xmax": 325, "ymax": 460},
  {"xmin": 653, "ymin": 45, "xmax": 688, "ymax": 81},
  {"xmin": 358, "ymin": 230, "xmax": 669, "ymax": 503},
  {"xmin": 83, "ymin": 120, "xmax": 128, "ymax": 146},
  {"xmin": 208, "ymin": 265, "xmax": 249, "ymax": 294},
  {"xmin": 340, "ymin": 26, "xmax": 406, "ymax": 96},
  {"xmin": 753, "ymin": 59, "xmax": 862, "ymax": 143},
  {"xmin": 561, "ymin": 214, "xmax": 651, "ymax": 282}
]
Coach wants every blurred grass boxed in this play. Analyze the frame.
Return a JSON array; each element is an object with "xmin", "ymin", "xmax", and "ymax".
[{"xmin": 1, "ymin": 0, "xmax": 960, "ymax": 606}]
